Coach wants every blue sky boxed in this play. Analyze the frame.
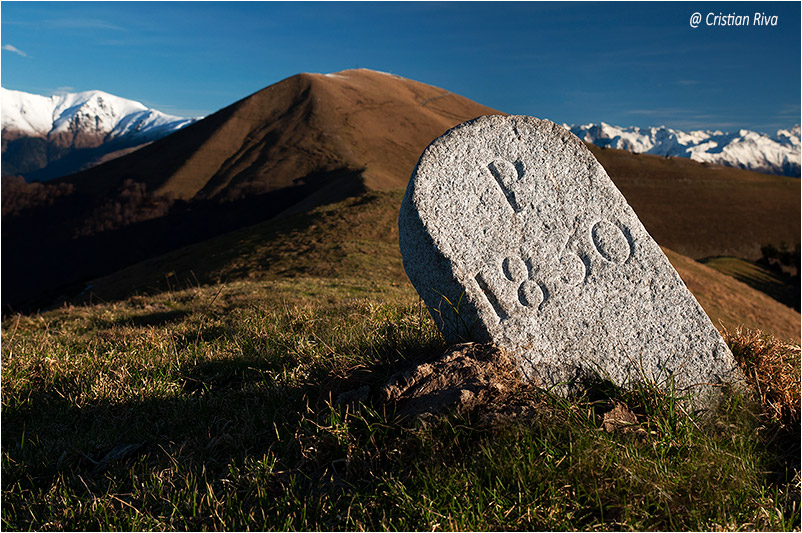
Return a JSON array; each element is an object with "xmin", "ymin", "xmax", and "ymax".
[{"xmin": 1, "ymin": 1, "xmax": 799, "ymax": 133}]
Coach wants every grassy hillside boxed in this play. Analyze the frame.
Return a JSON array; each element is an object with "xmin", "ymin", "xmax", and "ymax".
[
  {"xmin": 3, "ymin": 70, "xmax": 503, "ymax": 312},
  {"xmin": 592, "ymin": 145, "xmax": 800, "ymax": 261},
  {"xmin": 702, "ymin": 256, "xmax": 799, "ymax": 311},
  {"xmin": 3, "ymin": 274, "xmax": 799, "ymax": 530},
  {"xmin": 79, "ymin": 189, "xmax": 801, "ymax": 343},
  {"xmin": 4, "ymin": 189, "xmax": 800, "ymax": 530}
]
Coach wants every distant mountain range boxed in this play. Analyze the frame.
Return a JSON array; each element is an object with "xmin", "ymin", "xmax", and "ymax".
[
  {"xmin": 567, "ymin": 122, "xmax": 800, "ymax": 177},
  {"xmin": 1, "ymin": 87, "xmax": 198, "ymax": 180},
  {"xmin": 3, "ymin": 84, "xmax": 799, "ymax": 182}
]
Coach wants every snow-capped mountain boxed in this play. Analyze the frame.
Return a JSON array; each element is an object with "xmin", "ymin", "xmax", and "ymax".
[
  {"xmin": 566, "ymin": 122, "xmax": 800, "ymax": 177},
  {"xmin": 1, "ymin": 87, "xmax": 199, "ymax": 180},
  {"xmin": 1, "ymin": 87, "xmax": 196, "ymax": 144}
]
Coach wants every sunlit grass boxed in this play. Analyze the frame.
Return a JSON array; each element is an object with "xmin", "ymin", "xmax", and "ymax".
[{"xmin": 2, "ymin": 277, "xmax": 799, "ymax": 530}]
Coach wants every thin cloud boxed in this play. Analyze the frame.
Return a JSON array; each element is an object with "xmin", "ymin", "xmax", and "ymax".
[
  {"xmin": 774, "ymin": 104, "xmax": 801, "ymax": 120},
  {"xmin": 2, "ymin": 44, "xmax": 27, "ymax": 57},
  {"xmin": 625, "ymin": 108, "xmax": 695, "ymax": 117},
  {"xmin": 45, "ymin": 18, "xmax": 127, "ymax": 32}
]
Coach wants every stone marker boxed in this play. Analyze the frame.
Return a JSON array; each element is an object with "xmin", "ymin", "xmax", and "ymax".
[{"xmin": 398, "ymin": 115, "xmax": 744, "ymax": 405}]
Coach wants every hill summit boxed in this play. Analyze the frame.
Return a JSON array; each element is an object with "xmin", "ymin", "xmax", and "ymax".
[{"xmin": 62, "ymin": 68, "xmax": 501, "ymax": 204}]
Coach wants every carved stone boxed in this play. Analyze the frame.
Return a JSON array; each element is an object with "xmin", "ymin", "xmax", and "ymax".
[{"xmin": 399, "ymin": 115, "xmax": 744, "ymax": 404}]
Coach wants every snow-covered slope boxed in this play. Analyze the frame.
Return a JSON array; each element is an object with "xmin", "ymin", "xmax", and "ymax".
[
  {"xmin": 566, "ymin": 122, "xmax": 800, "ymax": 177},
  {"xmin": 1, "ymin": 87, "xmax": 200, "ymax": 180},
  {"xmin": 1, "ymin": 87, "xmax": 196, "ymax": 143}
]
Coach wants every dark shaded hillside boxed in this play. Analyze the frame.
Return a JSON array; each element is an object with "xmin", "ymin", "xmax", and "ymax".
[
  {"xmin": 2, "ymin": 167, "xmax": 366, "ymax": 312},
  {"xmin": 74, "ymin": 189, "xmax": 800, "ymax": 343},
  {"xmin": 1, "ymin": 133, "xmax": 160, "ymax": 182}
]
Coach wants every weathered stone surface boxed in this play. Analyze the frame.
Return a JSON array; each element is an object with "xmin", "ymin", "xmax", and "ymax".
[{"xmin": 398, "ymin": 115, "xmax": 744, "ymax": 404}]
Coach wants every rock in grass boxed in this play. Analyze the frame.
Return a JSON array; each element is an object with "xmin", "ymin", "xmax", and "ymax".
[{"xmin": 398, "ymin": 115, "xmax": 744, "ymax": 405}]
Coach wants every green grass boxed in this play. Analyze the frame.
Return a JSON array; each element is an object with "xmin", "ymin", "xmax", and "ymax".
[
  {"xmin": 2, "ymin": 277, "xmax": 800, "ymax": 530},
  {"xmin": 78, "ymin": 190, "xmax": 408, "ymax": 304},
  {"xmin": 702, "ymin": 256, "xmax": 800, "ymax": 311}
]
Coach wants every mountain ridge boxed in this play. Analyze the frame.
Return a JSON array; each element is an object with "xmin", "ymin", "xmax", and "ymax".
[
  {"xmin": 1, "ymin": 69, "xmax": 503, "ymax": 310},
  {"xmin": 567, "ymin": 122, "xmax": 801, "ymax": 177},
  {"xmin": 5, "ymin": 79, "xmax": 798, "ymax": 182},
  {"xmin": 1, "ymin": 87, "xmax": 199, "ymax": 180}
]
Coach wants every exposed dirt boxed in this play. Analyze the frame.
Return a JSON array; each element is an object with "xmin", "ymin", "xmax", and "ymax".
[
  {"xmin": 602, "ymin": 403, "xmax": 639, "ymax": 433},
  {"xmin": 341, "ymin": 344, "xmax": 646, "ymax": 433},
  {"xmin": 376, "ymin": 343, "xmax": 522, "ymax": 420}
]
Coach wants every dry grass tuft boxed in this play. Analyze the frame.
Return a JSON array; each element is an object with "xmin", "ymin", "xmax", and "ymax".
[{"xmin": 723, "ymin": 326, "xmax": 801, "ymax": 424}]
